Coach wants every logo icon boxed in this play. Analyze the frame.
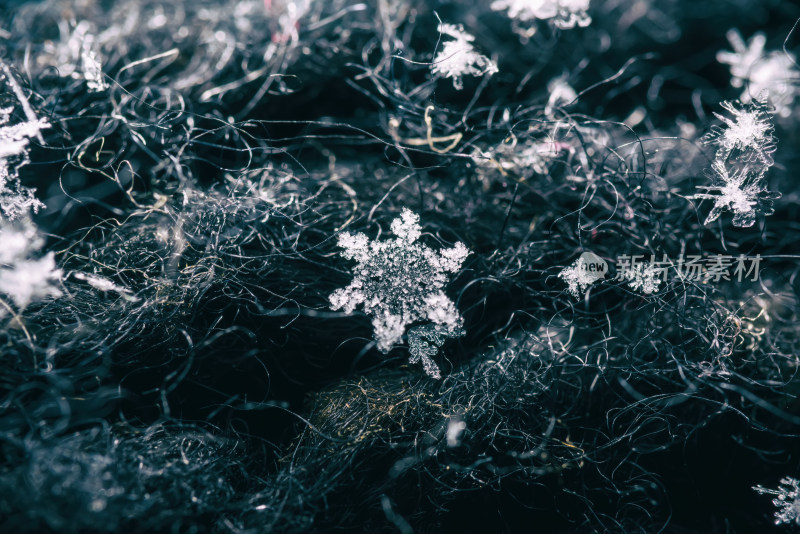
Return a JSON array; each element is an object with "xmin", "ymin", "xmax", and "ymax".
[{"xmin": 577, "ymin": 251, "xmax": 608, "ymax": 283}]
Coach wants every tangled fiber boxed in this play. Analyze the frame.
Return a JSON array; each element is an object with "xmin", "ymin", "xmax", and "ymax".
[{"xmin": 2, "ymin": 0, "xmax": 800, "ymax": 532}]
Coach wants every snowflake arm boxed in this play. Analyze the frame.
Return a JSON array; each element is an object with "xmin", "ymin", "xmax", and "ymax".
[
  {"xmin": 0, "ymin": 68, "xmax": 50, "ymax": 221},
  {"xmin": 754, "ymin": 477, "xmax": 800, "ymax": 526},
  {"xmin": 336, "ymin": 231, "xmax": 371, "ymax": 262},
  {"xmin": 407, "ymin": 324, "xmax": 459, "ymax": 380},
  {"xmin": 716, "ymin": 29, "xmax": 767, "ymax": 89}
]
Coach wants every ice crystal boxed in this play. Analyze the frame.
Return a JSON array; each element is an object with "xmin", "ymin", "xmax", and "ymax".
[
  {"xmin": 472, "ymin": 136, "xmax": 571, "ymax": 181},
  {"xmin": 546, "ymin": 75, "xmax": 578, "ymax": 115},
  {"xmin": 431, "ymin": 23, "xmax": 498, "ymax": 90},
  {"xmin": 0, "ymin": 75, "xmax": 50, "ymax": 220},
  {"xmin": 0, "ymin": 220, "xmax": 62, "ymax": 311},
  {"xmin": 559, "ymin": 252, "xmax": 607, "ymax": 299},
  {"xmin": 691, "ymin": 160, "xmax": 779, "ymax": 227},
  {"xmin": 73, "ymin": 272, "xmax": 140, "ymax": 302},
  {"xmin": 717, "ymin": 29, "xmax": 798, "ymax": 117},
  {"xmin": 702, "ymin": 98, "xmax": 776, "ymax": 168},
  {"xmin": 754, "ymin": 477, "xmax": 800, "ymax": 526},
  {"xmin": 623, "ymin": 262, "xmax": 663, "ymax": 295},
  {"xmin": 329, "ymin": 208, "xmax": 470, "ymax": 377},
  {"xmin": 407, "ymin": 323, "xmax": 463, "ymax": 379},
  {"xmin": 491, "ymin": 0, "xmax": 592, "ymax": 30},
  {"xmin": 445, "ymin": 416, "xmax": 467, "ymax": 448}
]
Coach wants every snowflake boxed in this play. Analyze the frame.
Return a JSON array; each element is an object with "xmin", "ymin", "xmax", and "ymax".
[
  {"xmin": 491, "ymin": 0, "xmax": 592, "ymax": 30},
  {"xmin": 329, "ymin": 208, "xmax": 470, "ymax": 377},
  {"xmin": 754, "ymin": 476, "xmax": 800, "ymax": 526},
  {"xmin": 471, "ymin": 134, "xmax": 572, "ymax": 182},
  {"xmin": 717, "ymin": 29, "xmax": 798, "ymax": 117},
  {"xmin": 702, "ymin": 98, "xmax": 776, "ymax": 168},
  {"xmin": 0, "ymin": 71, "xmax": 50, "ymax": 220},
  {"xmin": 431, "ymin": 23, "xmax": 498, "ymax": 90},
  {"xmin": 73, "ymin": 272, "xmax": 140, "ymax": 302},
  {"xmin": 0, "ymin": 219, "xmax": 62, "ymax": 311},
  {"xmin": 622, "ymin": 261, "xmax": 663, "ymax": 295},
  {"xmin": 546, "ymin": 74, "xmax": 578, "ymax": 115},
  {"xmin": 559, "ymin": 252, "xmax": 608, "ymax": 298},
  {"xmin": 691, "ymin": 160, "xmax": 780, "ymax": 227}
]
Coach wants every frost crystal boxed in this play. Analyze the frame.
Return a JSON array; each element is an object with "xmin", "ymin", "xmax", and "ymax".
[
  {"xmin": 472, "ymin": 136, "xmax": 571, "ymax": 181},
  {"xmin": 559, "ymin": 252, "xmax": 607, "ymax": 298},
  {"xmin": 702, "ymin": 98, "xmax": 776, "ymax": 168},
  {"xmin": 431, "ymin": 23, "xmax": 498, "ymax": 90},
  {"xmin": 491, "ymin": 0, "xmax": 592, "ymax": 30},
  {"xmin": 329, "ymin": 208, "xmax": 470, "ymax": 377},
  {"xmin": 754, "ymin": 477, "xmax": 800, "ymax": 526},
  {"xmin": 695, "ymin": 94, "xmax": 781, "ymax": 227},
  {"xmin": 717, "ymin": 29, "xmax": 798, "ymax": 117},
  {"xmin": 73, "ymin": 272, "xmax": 140, "ymax": 302},
  {"xmin": 0, "ymin": 220, "xmax": 62, "ymax": 311},
  {"xmin": 691, "ymin": 160, "xmax": 779, "ymax": 228},
  {"xmin": 0, "ymin": 72, "xmax": 50, "ymax": 220},
  {"xmin": 623, "ymin": 262, "xmax": 663, "ymax": 295}
]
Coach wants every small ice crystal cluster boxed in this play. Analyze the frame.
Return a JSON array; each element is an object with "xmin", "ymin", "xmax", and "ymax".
[
  {"xmin": 754, "ymin": 477, "xmax": 800, "ymax": 526},
  {"xmin": 473, "ymin": 136, "xmax": 570, "ymax": 181},
  {"xmin": 329, "ymin": 208, "xmax": 470, "ymax": 378},
  {"xmin": 73, "ymin": 272, "xmax": 139, "ymax": 302},
  {"xmin": 491, "ymin": 0, "xmax": 592, "ymax": 30},
  {"xmin": 717, "ymin": 29, "xmax": 798, "ymax": 118},
  {"xmin": 41, "ymin": 21, "xmax": 109, "ymax": 92},
  {"xmin": 693, "ymin": 96, "xmax": 780, "ymax": 228},
  {"xmin": 0, "ymin": 220, "xmax": 62, "ymax": 311},
  {"xmin": 431, "ymin": 23, "xmax": 498, "ymax": 90},
  {"xmin": 621, "ymin": 262, "xmax": 663, "ymax": 295}
]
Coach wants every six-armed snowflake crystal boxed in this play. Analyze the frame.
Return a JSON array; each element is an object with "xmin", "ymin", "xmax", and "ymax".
[
  {"xmin": 754, "ymin": 476, "xmax": 800, "ymax": 526},
  {"xmin": 329, "ymin": 208, "xmax": 469, "ymax": 378}
]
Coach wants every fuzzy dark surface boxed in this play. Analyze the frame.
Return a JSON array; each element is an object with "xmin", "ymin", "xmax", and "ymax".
[{"xmin": 1, "ymin": 0, "xmax": 800, "ymax": 532}]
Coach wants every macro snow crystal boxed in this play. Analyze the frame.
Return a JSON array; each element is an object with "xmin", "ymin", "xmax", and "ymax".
[
  {"xmin": 431, "ymin": 23, "xmax": 498, "ymax": 90},
  {"xmin": 702, "ymin": 97, "xmax": 777, "ymax": 169},
  {"xmin": 754, "ymin": 477, "xmax": 800, "ymax": 526},
  {"xmin": 329, "ymin": 208, "xmax": 470, "ymax": 377},
  {"xmin": 0, "ymin": 69, "xmax": 50, "ymax": 220}
]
